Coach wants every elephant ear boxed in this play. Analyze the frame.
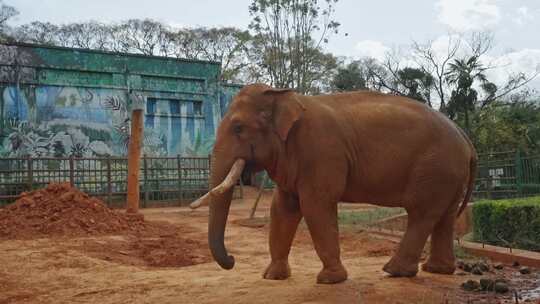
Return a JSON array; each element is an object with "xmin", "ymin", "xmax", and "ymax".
[{"xmin": 263, "ymin": 88, "xmax": 305, "ymax": 142}]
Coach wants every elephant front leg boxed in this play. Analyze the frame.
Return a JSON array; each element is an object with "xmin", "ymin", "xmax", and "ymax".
[
  {"xmin": 263, "ymin": 189, "xmax": 302, "ymax": 280},
  {"xmin": 300, "ymin": 196, "xmax": 348, "ymax": 284}
]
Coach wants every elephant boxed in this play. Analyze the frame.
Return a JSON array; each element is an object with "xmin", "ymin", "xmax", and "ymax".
[{"xmin": 199, "ymin": 83, "xmax": 477, "ymax": 284}]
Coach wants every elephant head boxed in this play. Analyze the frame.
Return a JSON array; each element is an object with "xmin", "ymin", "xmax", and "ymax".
[{"xmin": 197, "ymin": 84, "xmax": 305, "ymax": 270}]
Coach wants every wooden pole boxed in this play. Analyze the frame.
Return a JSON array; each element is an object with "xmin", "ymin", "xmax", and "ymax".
[
  {"xmin": 249, "ymin": 174, "xmax": 268, "ymax": 219},
  {"xmin": 126, "ymin": 109, "xmax": 143, "ymax": 214}
]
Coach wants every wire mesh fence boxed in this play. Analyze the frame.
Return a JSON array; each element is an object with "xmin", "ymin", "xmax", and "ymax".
[
  {"xmin": 474, "ymin": 151, "xmax": 540, "ymax": 200},
  {"xmin": 0, "ymin": 155, "xmax": 241, "ymax": 208}
]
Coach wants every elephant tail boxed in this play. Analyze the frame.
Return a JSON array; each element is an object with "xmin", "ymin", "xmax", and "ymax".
[{"xmin": 457, "ymin": 149, "xmax": 478, "ymax": 217}]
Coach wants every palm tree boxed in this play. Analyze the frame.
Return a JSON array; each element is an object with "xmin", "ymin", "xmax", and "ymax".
[{"xmin": 445, "ymin": 55, "xmax": 496, "ymax": 137}]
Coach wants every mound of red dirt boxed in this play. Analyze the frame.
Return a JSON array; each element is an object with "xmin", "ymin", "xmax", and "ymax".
[
  {"xmin": 0, "ymin": 183, "xmax": 155, "ymax": 238},
  {"xmin": 0, "ymin": 183, "xmax": 211, "ymax": 267},
  {"xmin": 0, "ymin": 183, "xmax": 144, "ymax": 239}
]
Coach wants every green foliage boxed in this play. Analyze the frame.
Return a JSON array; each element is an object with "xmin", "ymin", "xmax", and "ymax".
[
  {"xmin": 248, "ymin": 0, "xmax": 340, "ymax": 93},
  {"xmin": 472, "ymin": 197, "xmax": 540, "ymax": 251},
  {"xmin": 395, "ymin": 67, "xmax": 434, "ymax": 103},
  {"xmin": 445, "ymin": 55, "xmax": 498, "ymax": 135},
  {"xmin": 331, "ymin": 61, "xmax": 366, "ymax": 92},
  {"xmin": 472, "ymin": 100, "xmax": 540, "ymax": 153}
]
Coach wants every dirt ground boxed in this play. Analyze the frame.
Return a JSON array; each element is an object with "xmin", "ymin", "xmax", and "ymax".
[{"xmin": 0, "ymin": 187, "xmax": 538, "ymax": 304}]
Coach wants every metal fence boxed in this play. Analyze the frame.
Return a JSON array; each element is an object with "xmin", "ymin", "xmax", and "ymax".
[
  {"xmin": 0, "ymin": 155, "xmax": 240, "ymax": 207},
  {"xmin": 474, "ymin": 151, "xmax": 540, "ymax": 199},
  {"xmin": 2, "ymin": 150, "xmax": 538, "ymax": 207}
]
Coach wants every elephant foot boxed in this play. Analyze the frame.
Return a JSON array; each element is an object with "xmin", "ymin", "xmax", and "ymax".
[
  {"xmin": 383, "ymin": 258, "xmax": 419, "ymax": 277},
  {"xmin": 421, "ymin": 260, "xmax": 456, "ymax": 275},
  {"xmin": 263, "ymin": 260, "xmax": 290, "ymax": 280},
  {"xmin": 317, "ymin": 264, "xmax": 348, "ymax": 284}
]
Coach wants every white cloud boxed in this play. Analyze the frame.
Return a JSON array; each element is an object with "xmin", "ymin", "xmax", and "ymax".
[
  {"xmin": 430, "ymin": 34, "xmax": 469, "ymax": 61},
  {"xmin": 403, "ymin": 33, "xmax": 540, "ymax": 92},
  {"xmin": 485, "ymin": 49, "xmax": 540, "ymax": 89},
  {"xmin": 354, "ymin": 40, "xmax": 390, "ymax": 61},
  {"xmin": 436, "ymin": 0, "xmax": 501, "ymax": 31},
  {"xmin": 513, "ymin": 6, "xmax": 533, "ymax": 26}
]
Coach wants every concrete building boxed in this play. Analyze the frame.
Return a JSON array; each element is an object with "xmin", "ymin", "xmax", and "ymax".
[{"xmin": 0, "ymin": 43, "xmax": 241, "ymax": 157}]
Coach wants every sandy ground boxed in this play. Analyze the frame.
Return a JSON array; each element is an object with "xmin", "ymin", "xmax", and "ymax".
[{"xmin": 0, "ymin": 188, "xmax": 536, "ymax": 304}]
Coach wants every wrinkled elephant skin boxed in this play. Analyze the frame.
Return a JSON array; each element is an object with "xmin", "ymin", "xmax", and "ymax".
[{"xmin": 206, "ymin": 84, "xmax": 477, "ymax": 284}]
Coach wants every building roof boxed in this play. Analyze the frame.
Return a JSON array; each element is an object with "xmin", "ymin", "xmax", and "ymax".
[{"xmin": 2, "ymin": 42, "xmax": 222, "ymax": 66}]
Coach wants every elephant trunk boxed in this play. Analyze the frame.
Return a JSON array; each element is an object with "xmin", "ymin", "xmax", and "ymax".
[{"xmin": 207, "ymin": 153, "xmax": 245, "ymax": 270}]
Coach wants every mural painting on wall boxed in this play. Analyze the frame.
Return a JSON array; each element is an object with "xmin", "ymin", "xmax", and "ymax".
[
  {"xmin": 3, "ymin": 86, "xmax": 125, "ymax": 157},
  {"xmin": 0, "ymin": 86, "xmax": 217, "ymax": 157},
  {"xmin": 144, "ymin": 95, "xmax": 215, "ymax": 157},
  {"xmin": 0, "ymin": 44, "xmax": 237, "ymax": 158}
]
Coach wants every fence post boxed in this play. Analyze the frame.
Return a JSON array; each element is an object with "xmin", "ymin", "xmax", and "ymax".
[
  {"xmin": 487, "ymin": 175, "xmax": 492, "ymax": 200},
  {"xmin": 27, "ymin": 155, "xmax": 33, "ymax": 192},
  {"xmin": 177, "ymin": 154, "xmax": 183, "ymax": 205},
  {"xmin": 515, "ymin": 150, "xmax": 523, "ymax": 197},
  {"xmin": 143, "ymin": 154, "xmax": 148, "ymax": 208},
  {"xmin": 208, "ymin": 154, "xmax": 212, "ymax": 190},
  {"xmin": 69, "ymin": 156, "xmax": 74, "ymax": 187},
  {"xmin": 106, "ymin": 156, "xmax": 112, "ymax": 206},
  {"xmin": 126, "ymin": 108, "xmax": 143, "ymax": 214}
]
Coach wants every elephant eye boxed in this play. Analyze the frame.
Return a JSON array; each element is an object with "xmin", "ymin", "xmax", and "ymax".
[{"xmin": 233, "ymin": 124, "xmax": 243, "ymax": 135}]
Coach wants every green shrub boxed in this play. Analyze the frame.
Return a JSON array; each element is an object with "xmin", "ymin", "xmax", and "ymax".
[{"xmin": 472, "ymin": 196, "xmax": 540, "ymax": 251}]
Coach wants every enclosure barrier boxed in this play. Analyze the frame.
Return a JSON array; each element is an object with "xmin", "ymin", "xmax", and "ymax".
[
  {"xmin": 0, "ymin": 155, "xmax": 241, "ymax": 207},
  {"xmin": 473, "ymin": 151, "xmax": 540, "ymax": 199},
  {"xmin": 1, "ymin": 150, "xmax": 538, "ymax": 207}
]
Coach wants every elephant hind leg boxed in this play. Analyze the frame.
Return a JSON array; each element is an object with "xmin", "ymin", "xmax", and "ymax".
[
  {"xmin": 384, "ymin": 172, "xmax": 459, "ymax": 276},
  {"xmin": 421, "ymin": 202, "xmax": 460, "ymax": 275},
  {"xmin": 382, "ymin": 210, "xmax": 437, "ymax": 277}
]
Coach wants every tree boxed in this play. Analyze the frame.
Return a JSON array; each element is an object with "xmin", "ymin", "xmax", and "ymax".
[
  {"xmin": 301, "ymin": 46, "xmax": 338, "ymax": 93},
  {"xmin": 445, "ymin": 55, "xmax": 495, "ymax": 135},
  {"xmin": 56, "ymin": 22, "xmax": 111, "ymax": 50},
  {"xmin": 330, "ymin": 61, "xmax": 366, "ymax": 92},
  {"xmin": 409, "ymin": 32, "xmax": 538, "ymax": 113},
  {"xmin": 473, "ymin": 93, "xmax": 540, "ymax": 153},
  {"xmin": 167, "ymin": 27, "xmax": 252, "ymax": 82},
  {"xmin": 10, "ymin": 19, "xmax": 254, "ymax": 83},
  {"xmin": 354, "ymin": 52, "xmax": 435, "ymax": 105},
  {"xmin": 248, "ymin": 0, "xmax": 340, "ymax": 93},
  {"xmin": 410, "ymin": 34, "xmax": 462, "ymax": 112},
  {"xmin": 12, "ymin": 21, "xmax": 61, "ymax": 45},
  {"xmin": 111, "ymin": 19, "xmax": 171, "ymax": 56},
  {"xmin": 367, "ymin": 60, "xmax": 435, "ymax": 105},
  {"xmin": 396, "ymin": 67, "xmax": 434, "ymax": 104},
  {"xmin": 0, "ymin": 0, "xmax": 17, "ymax": 36}
]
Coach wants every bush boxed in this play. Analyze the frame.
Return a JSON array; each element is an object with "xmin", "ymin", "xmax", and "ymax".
[{"xmin": 472, "ymin": 196, "xmax": 540, "ymax": 251}]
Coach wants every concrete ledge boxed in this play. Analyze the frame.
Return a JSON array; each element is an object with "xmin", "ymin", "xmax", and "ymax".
[
  {"xmin": 458, "ymin": 240, "xmax": 540, "ymax": 268},
  {"xmin": 365, "ymin": 227, "xmax": 540, "ymax": 268}
]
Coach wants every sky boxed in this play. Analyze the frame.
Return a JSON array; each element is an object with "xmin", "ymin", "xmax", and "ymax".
[{"xmin": 5, "ymin": 0, "xmax": 540, "ymax": 90}]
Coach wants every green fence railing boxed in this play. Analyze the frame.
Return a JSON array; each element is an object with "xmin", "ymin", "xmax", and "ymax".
[
  {"xmin": 474, "ymin": 151, "xmax": 540, "ymax": 199},
  {"xmin": 0, "ymin": 155, "xmax": 242, "ymax": 208}
]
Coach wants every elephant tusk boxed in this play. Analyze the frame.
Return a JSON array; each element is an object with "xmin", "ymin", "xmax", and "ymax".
[{"xmin": 189, "ymin": 159, "xmax": 246, "ymax": 209}]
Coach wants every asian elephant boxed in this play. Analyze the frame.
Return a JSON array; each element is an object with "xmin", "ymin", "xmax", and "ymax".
[{"xmin": 201, "ymin": 83, "xmax": 477, "ymax": 284}]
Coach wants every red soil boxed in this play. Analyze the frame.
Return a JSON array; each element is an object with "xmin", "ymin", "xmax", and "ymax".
[{"xmin": 0, "ymin": 183, "xmax": 210, "ymax": 267}]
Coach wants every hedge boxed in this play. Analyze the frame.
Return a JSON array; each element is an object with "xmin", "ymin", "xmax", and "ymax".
[{"xmin": 472, "ymin": 196, "xmax": 540, "ymax": 252}]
